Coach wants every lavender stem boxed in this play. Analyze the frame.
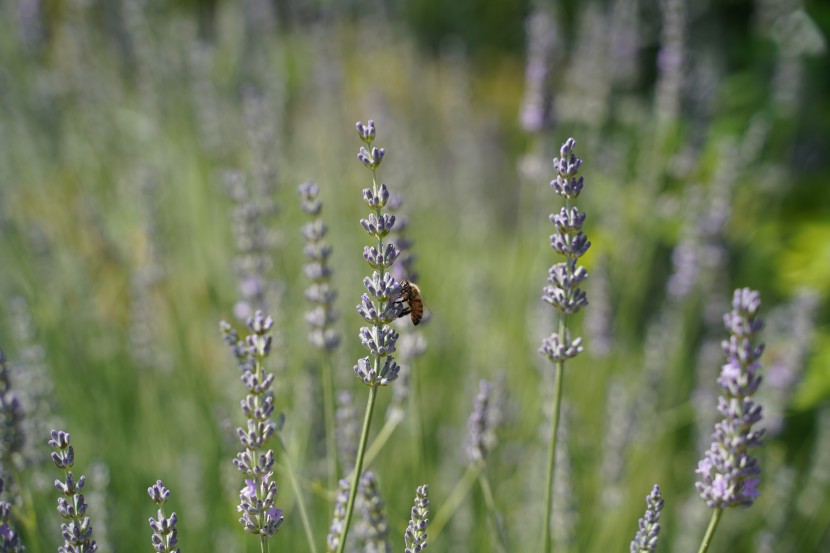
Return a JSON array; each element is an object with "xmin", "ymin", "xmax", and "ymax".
[
  {"xmin": 335, "ymin": 386, "xmax": 379, "ymax": 553},
  {"xmin": 696, "ymin": 507, "xmax": 723, "ymax": 553},
  {"xmin": 276, "ymin": 434, "xmax": 318, "ymax": 553},
  {"xmin": 542, "ymin": 341, "xmax": 565, "ymax": 553},
  {"xmin": 429, "ymin": 462, "xmax": 481, "ymax": 542},
  {"xmin": 478, "ymin": 472, "xmax": 509, "ymax": 553}
]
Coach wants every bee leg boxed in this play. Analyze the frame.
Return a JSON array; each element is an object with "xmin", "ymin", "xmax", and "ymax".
[{"xmin": 397, "ymin": 307, "xmax": 412, "ymax": 319}]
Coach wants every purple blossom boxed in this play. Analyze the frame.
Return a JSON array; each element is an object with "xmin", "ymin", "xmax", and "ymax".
[
  {"xmin": 696, "ymin": 288, "xmax": 766, "ymax": 508},
  {"xmin": 540, "ymin": 138, "xmax": 590, "ymax": 364},
  {"xmin": 519, "ymin": 9, "xmax": 558, "ymax": 132},
  {"xmin": 327, "ymin": 479, "xmax": 351, "ymax": 553},
  {"xmin": 358, "ymin": 471, "xmax": 391, "ymax": 551},
  {"xmin": 0, "ymin": 476, "xmax": 24, "ymax": 552},
  {"xmin": 49, "ymin": 430, "xmax": 97, "ymax": 553},
  {"xmin": 353, "ymin": 120, "xmax": 402, "ymax": 388},
  {"xmin": 147, "ymin": 480, "xmax": 180, "ymax": 553},
  {"xmin": 0, "ymin": 350, "xmax": 24, "ymax": 479},
  {"xmin": 465, "ymin": 381, "xmax": 495, "ymax": 465},
  {"xmin": 630, "ymin": 484, "xmax": 664, "ymax": 553},
  {"xmin": 404, "ymin": 485, "xmax": 429, "ymax": 553},
  {"xmin": 220, "ymin": 312, "xmax": 285, "ymax": 538},
  {"xmin": 299, "ymin": 180, "xmax": 341, "ymax": 351}
]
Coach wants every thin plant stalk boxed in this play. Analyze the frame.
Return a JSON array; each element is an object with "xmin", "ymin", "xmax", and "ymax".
[
  {"xmin": 322, "ymin": 354, "xmax": 339, "ymax": 492},
  {"xmin": 430, "ymin": 463, "xmax": 482, "ymax": 541},
  {"xmin": 335, "ymin": 385, "xmax": 379, "ymax": 553},
  {"xmin": 696, "ymin": 507, "xmax": 723, "ymax": 553},
  {"xmin": 363, "ymin": 409, "xmax": 401, "ymax": 468},
  {"xmin": 542, "ymin": 319, "xmax": 566, "ymax": 553},
  {"xmin": 362, "ymin": 362, "xmax": 425, "ymax": 471},
  {"xmin": 479, "ymin": 472, "xmax": 509, "ymax": 553},
  {"xmin": 277, "ymin": 434, "xmax": 318, "ymax": 553}
]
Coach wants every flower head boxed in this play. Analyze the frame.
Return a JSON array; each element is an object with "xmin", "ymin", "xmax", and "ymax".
[
  {"xmin": 147, "ymin": 480, "xmax": 180, "ymax": 553},
  {"xmin": 220, "ymin": 312, "xmax": 285, "ymax": 537},
  {"xmin": 299, "ymin": 180, "xmax": 340, "ymax": 351},
  {"xmin": 50, "ymin": 430, "xmax": 97, "ymax": 552},
  {"xmin": 630, "ymin": 484, "xmax": 664, "ymax": 553},
  {"xmin": 353, "ymin": 120, "xmax": 402, "ymax": 388},
  {"xmin": 540, "ymin": 138, "xmax": 590, "ymax": 364},
  {"xmin": 696, "ymin": 288, "xmax": 766, "ymax": 508},
  {"xmin": 404, "ymin": 484, "xmax": 429, "ymax": 553}
]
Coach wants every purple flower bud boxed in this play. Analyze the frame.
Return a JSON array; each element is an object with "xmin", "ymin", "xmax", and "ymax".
[
  {"xmin": 356, "ymin": 120, "xmax": 377, "ymax": 143},
  {"xmin": 540, "ymin": 330, "xmax": 584, "ymax": 361}
]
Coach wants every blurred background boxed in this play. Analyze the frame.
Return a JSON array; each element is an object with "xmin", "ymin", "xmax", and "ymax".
[{"xmin": 1, "ymin": 0, "xmax": 829, "ymax": 551}]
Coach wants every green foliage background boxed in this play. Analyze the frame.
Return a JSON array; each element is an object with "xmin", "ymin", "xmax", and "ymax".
[{"xmin": 0, "ymin": 1, "xmax": 829, "ymax": 551}]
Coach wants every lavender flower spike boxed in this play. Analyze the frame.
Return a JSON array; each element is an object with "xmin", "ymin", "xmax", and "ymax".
[
  {"xmin": 353, "ymin": 120, "xmax": 401, "ymax": 387},
  {"xmin": 630, "ymin": 484, "xmax": 664, "ymax": 553},
  {"xmin": 49, "ymin": 429, "xmax": 98, "ymax": 552},
  {"xmin": 540, "ymin": 138, "xmax": 590, "ymax": 363},
  {"xmin": 404, "ymin": 485, "xmax": 429, "ymax": 553},
  {"xmin": 465, "ymin": 380, "xmax": 495, "ymax": 465},
  {"xmin": 0, "ymin": 476, "xmax": 25, "ymax": 552},
  {"xmin": 358, "ymin": 471, "xmax": 391, "ymax": 552},
  {"xmin": 148, "ymin": 480, "xmax": 180, "ymax": 553},
  {"xmin": 696, "ymin": 288, "xmax": 765, "ymax": 508},
  {"xmin": 540, "ymin": 138, "xmax": 590, "ymax": 553},
  {"xmin": 299, "ymin": 180, "xmax": 340, "ymax": 351},
  {"xmin": 333, "ymin": 120, "xmax": 402, "ymax": 553},
  {"xmin": 221, "ymin": 312, "xmax": 285, "ymax": 539}
]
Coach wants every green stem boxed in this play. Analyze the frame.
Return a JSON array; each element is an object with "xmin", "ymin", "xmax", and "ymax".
[
  {"xmin": 335, "ymin": 385, "xmax": 379, "ymax": 553},
  {"xmin": 260, "ymin": 534, "xmax": 269, "ymax": 553},
  {"xmin": 431, "ymin": 463, "xmax": 482, "ymax": 542},
  {"xmin": 321, "ymin": 353, "xmax": 339, "ymax": 492},
  {"xmin": 278, "ymin": 434, "xmax": 319, "ymax": 553},
  {"xmin": 478, "ymin": 472, "xmax": 509, "ymax": 553},
  {"xmin": 696, "ymin": 507, "xmax": 724, "ymax": 553},
  {"xmin": 542, "ymin": 327, "xmax": 566, "ymax": 553}
]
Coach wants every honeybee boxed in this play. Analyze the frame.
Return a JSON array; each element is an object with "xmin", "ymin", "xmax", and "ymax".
[{"xmin": 396, "ymin": 280, "xmax": 426, "ymax": 325}]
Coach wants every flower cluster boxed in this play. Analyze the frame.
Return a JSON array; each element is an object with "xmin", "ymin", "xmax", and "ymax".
[
  {"xmin": 629, "ymin": 484, "xmax": 664, "ymax": 553},
  {"xmin": 49, "ymin": 429, "xmax": 97, "ymax": 552},
  {"xmin": 465, "ymin": 380, "xmax": 495, "ymax": 465},
  {"xmin": 0, "ymin": 476, "xmax": 24, "ymax": 552},
  {"xmin": 386, "ymin": 194, "xmax": 418, "ymax": 286},
  {"xmin": 147, "ymin": 480, "xmax": 180, "ymax": 553},
  {"xmin": 358, "ymin": 471, "xmax": 390, "ymax": 552},
  {"xmin": 0, "ymin": 349, "xmax": 24, "ymax": 478},
  {"xmin": 404, "ymin": 484, "xmax": 429, "ymax": 553},
  {"xmin": 299, "ymin": 180, "xmax": 340, "ymax": 351},
  {"xmin": 696, "ymin": 288, "xmax": 765, "ymax": 508},
  {"xmin": 519, "ymin": 9, "xmax": 557, "ymax": 132},
  {"xmin": 326, "ymin": 479, "xmax": 351, "ymax": 553},
  {"xmin": 224, "ymin": 170, "xmax": 275, "ymax": 321},
  {"xmin": 385, "ymin": 193, "xmax": 427, "ymax": 419},
  {"xmin": 540, "ymin": 138, "xmax": 590, "ymax": 362},
  {"xmin": 221, "ymin": 311, "xmax": 285, "ymax": 536},
  {"xmin": 353, "ymin": 120, "xmax": 401, "ymax": 387},
  {"xmin": 335, "ymin": 391, "xmax": 358, "ymax": 472}
]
